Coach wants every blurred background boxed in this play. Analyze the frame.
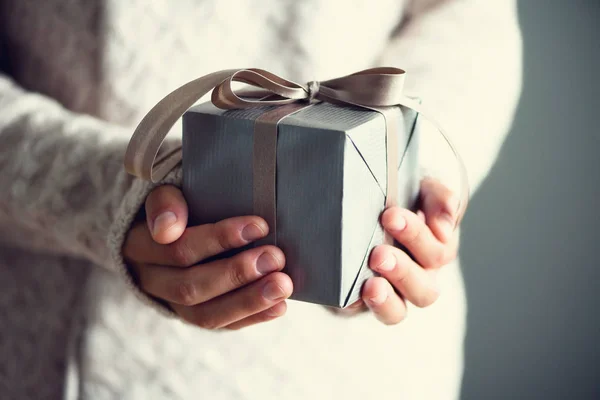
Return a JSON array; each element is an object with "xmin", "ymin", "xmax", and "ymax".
[{"xmin": 460, "ymin": 1, "xmax": 599, "ymax": 399}]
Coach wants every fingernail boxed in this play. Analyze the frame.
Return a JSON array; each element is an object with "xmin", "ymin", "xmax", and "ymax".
[
  {"xmin": 375, "ymin": 256, "xmax": 395, "ymax": 272},
  {"xmin": 263, "ymin": 281, "xmax": 285, "ymax": 301},
  {"xmin": 256, "ymin": 252, "xmax": 280, "ymax": 275},
  {"xmin": 388, "ymin": 215, "xmax": 406, "ymax": 232},
  {"xmin": 241, "ymin": 223, "xmax": 266, "ymax": 242},
  {"xmin": 368, "ymin": 291, "xmax": 388, "ymax": 306},
  {"xmin": 153, "ymin": 211, "xmax": 177, "ymax": 236}
]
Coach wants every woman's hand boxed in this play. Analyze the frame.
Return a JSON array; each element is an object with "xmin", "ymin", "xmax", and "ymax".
[
  {"xmin": 344, "ymin": 178, "xmax": 460, "ymax": 324},
  {"xmin": 123, "ymin": 185, "xmax": 293, "ymax": 330}
]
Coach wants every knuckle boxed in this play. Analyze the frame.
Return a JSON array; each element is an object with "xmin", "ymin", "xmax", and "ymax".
[
  {"xmin": 228, "ymin": 253, "xmax": 255, "ymax": 287},
  {"xmin": 228, "ymin": 262, "xmax": 250, "ymax": 288},
  {"xmin": 171, "ymin": 279, "xmax": 198, "ymax": 306},
  {"xmin": 168, "ymin": 237, "xmax": 195, "ymax": 266},
  {"xmin": 211, "ymin": 222, "xmax": 237, "ymax": 253},
  {"xmin": 199, "ymin": 223, "xmax": 229, "ymax": 256}
]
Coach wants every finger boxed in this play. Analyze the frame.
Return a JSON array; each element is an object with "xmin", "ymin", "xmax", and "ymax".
[
  {"xmin": 145, "ymin": 185, "xmax": 188, "ymax": 244},
  {"xmin": 369, "ymin": 244, "xmax": 440, "ymax": 308},
  {"xmin": 224, "ymin": 301, "xmax": 288, "ymax": 330},
  {"xmin": 420, "ymin": 178, "xmax": 458, "ymax": 243},
  {"xmin": 361, "ymin": 277, "xmax": 407, "ymax": 325},
  {"xmin": 172, "ymin": 272, "xmax": 293, "ymax": 330},
  {"xmin": 123, "ymin": 215, "xmax": 268, "ymax": 267},
  {"xmin": 381, "ymin": 207, "xmax": 452, "ymax": 269},
  {"xmin": 135, "ymin": 245, "xmax": 285, "ymax": 306}
]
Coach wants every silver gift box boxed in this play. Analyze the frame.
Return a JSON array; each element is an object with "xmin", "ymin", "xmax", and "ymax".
[{"xmin": 182, "ymin": 102, "xmax": 420, "ymax": 308}]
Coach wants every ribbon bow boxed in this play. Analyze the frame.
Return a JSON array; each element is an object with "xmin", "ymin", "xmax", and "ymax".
[
  {"xmin": 125, "ymin": 67, "xmax": 469, "ymax": 235},
  {"xmin": 208, "ymin": 67, "xmax": 409, "ymax": 109}
]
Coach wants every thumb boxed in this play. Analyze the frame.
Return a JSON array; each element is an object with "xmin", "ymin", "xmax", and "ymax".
[
  {"xmin": 145, "ymin": 185, "xmax": 188, "ymax": 245},
  {"xmin": 420, "ymin": 178, "xmax": 458, "ymax": 244}
]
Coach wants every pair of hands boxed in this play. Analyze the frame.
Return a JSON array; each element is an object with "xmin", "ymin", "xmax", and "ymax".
[{"xmin": 123, "ymin": 178, "xmax": 459, "ymax": 330}]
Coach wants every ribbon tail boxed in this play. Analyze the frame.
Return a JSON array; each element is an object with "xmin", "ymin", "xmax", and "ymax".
[
  {"xmin": 395, "ymin": 95, "xmax": 470, "ymax": 226},
  {"xmin": 125, "ymin": 69, "xmax": 240, "ymax": 182}
]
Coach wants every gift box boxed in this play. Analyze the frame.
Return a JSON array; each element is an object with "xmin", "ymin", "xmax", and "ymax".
[{"xmin": 181, "ymin": 101, "xmax": 421, "ymax": 308}]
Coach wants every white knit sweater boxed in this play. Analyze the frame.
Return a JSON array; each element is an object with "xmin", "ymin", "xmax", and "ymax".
[{"xmin": 0, "ymin": 1, "xmax": 522, "ymax": 399}]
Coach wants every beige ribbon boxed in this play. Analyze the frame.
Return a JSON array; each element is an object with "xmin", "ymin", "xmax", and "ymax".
[{"xmin": 125, "ymin": 67, "xmax": 469, "ymax": 244}]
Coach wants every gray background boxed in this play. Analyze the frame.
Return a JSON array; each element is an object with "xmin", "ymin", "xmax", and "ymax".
[{"xmin": 460, "ymin": 1, "xmax": 599, "ymax": 399}]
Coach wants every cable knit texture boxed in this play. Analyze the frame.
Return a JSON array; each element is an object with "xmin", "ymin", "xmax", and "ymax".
[{"xmin": 0, "ymin": 1, "xmax": 522, "ymax": 399}]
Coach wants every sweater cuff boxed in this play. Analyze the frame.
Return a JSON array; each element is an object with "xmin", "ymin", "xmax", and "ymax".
[{"xmin": 107, "ymin": 166, "xmax": 183, "ymax": 318}]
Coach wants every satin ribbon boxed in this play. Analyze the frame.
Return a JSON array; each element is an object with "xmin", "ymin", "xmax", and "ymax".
[{"xmin": 124, "ymin": 67, "xmax": 469, "ymax": 244}]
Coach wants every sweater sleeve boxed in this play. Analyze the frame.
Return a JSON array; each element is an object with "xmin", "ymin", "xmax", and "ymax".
[
  {"xmin": 378, "ymin": 0, "xmax": 523, "ymax": 195},
  {"xmin": 0, "ymin": 72, "xmax": 182, "ymax": 313}
]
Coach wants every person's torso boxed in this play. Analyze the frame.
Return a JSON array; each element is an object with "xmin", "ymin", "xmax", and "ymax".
[{"xmin": 0, "ymin": 2, "xmax": 468, "ymax": 399}]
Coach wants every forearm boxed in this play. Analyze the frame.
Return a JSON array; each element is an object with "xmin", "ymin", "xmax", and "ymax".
[
  {"xmin": 0, "ymin": 72, "xmax": 171, "ymax": 268},
  {"xmin": 378, "ymin": 0, "xmax": 523, "ymax": 194}
]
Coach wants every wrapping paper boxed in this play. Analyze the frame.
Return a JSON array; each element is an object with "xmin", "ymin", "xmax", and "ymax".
[{"xmin": 182, "ymin": 101, "xmax": 420, "ymax": 307}]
